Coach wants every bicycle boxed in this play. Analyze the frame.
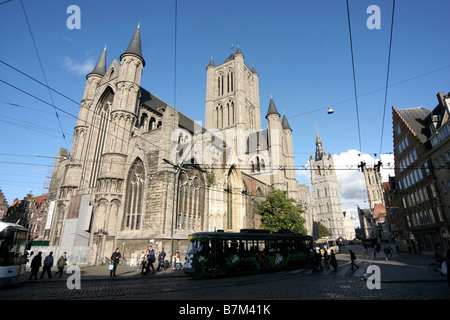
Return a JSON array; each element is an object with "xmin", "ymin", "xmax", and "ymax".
[{"xmin": 427, "ymin": 261, "xmax": 444, "ymax": 277}]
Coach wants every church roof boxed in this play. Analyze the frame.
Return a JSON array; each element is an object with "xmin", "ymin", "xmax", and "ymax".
[
  {"xmin": 282, "ymin": 113, "xmax": 292, "ymax": 131},
  {"xmin": 266, "ymin": 97, "xmax": 280, "ymax": 118},
  {"xmin": 139, "ymin": 87, "xmax": 225, "ymax": 149},
  {"xmin": 120, "ymin": 25, "xmax": 145, "ymax": 66},
  {"xmin": 395, "ymin": 106, "xmax": 431, "ymax": 144},
  {"xmin": 87, "ymin": 47, "xmax": 106, "ymax": 78},
  {"xmin": 207, "ymin": 57, "xmax": 215, "ymax": 68}
]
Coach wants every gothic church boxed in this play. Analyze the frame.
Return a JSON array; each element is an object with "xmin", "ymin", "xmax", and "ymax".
[{"xmin": 39, "ymin": 27, "xmax": 349, "ymax": 264}]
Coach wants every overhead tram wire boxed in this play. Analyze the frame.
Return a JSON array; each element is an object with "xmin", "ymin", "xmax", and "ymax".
[
  {"xmin": 20, "ymin": 0, "xmax": 69, "ymax": 151},
  {"xmin": 379, "ymin": 0, "xmax": 396, "ymax": 157},
  {"xmin": 345, "ymin": 0, "xmax": 363, "ymax": 155}
]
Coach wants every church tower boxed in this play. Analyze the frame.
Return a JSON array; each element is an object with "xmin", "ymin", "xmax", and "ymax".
[
  {"xmin": 309, "ymin": 126, "xmax": 344, "ymax": 239},
  {"xmin": 204, "ymin": 46, "xmax": 261, "ymax": 133},
  {"xmin": 363, "ymin": 165, "xmax": 385, "ymax": 210}
]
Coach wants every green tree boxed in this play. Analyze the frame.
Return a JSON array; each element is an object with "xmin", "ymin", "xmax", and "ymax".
[
  {"xmin": 258, "ymin": 190, "xmax": 307, "ymax": 234},
  {"xmin": 317, "ymin": 222, "xmax": 332, "ymax": 238}
]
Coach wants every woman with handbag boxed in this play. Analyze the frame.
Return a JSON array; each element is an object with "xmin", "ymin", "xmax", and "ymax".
[{"xmin": 110, "ymin": 247, "xmax": 121, "ymax": 277}]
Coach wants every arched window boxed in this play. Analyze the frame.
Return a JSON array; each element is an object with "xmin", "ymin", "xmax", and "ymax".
[
  {"xmin": 177, "ymin": 174, "xmax": 202, "ymax": 231},
  {"xmin": 149, "ymin": 117, "xmax": 156, "ymax": 131},
  {"xmin": 139, "ymin": 113, "xmax": 148, "ymax": 129},
  {"xmin": 124, "ymin": 158, "xmax": 145, "ymax": 230},
  {"xmin": 89, "ymin": 87, "xmax": 113, "ymax": 188}
]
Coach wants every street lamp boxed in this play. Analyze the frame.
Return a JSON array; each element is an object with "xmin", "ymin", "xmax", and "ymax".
[{"xmin": 163, "ymin": 158, "xmax": 206, "ymax": 259}]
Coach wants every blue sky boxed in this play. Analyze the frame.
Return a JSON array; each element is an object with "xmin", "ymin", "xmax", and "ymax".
[{"xmin": 1, "ymin": 0, "xmax": 449, "ymax": 220}]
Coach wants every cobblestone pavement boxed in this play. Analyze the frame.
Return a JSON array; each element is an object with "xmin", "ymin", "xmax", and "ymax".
[{"xmin": 0, "ymin": 245, "xmax": 448, "ymax": 302}]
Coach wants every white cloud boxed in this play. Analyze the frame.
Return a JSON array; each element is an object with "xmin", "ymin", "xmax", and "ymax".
[{"xmin": 63, "ymin": 56, "xmax": 96, "ymax": 76}]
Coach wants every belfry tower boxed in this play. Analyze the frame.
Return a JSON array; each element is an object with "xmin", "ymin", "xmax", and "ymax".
[{"xmin": 309, "ymin": 126, "xmax": 344, "ymax": 239}]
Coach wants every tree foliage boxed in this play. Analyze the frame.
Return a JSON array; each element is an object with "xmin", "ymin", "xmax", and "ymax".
[
  {"xmin": 258, "ymin": 190, "xmax": 307, "ymax": 234},
  {"xmin": 317, "ymin": 221, "xmax": 332, "ymax": 238}
]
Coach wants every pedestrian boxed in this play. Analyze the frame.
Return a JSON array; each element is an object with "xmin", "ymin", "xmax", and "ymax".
[
  {"xmin": 330, "ymin": 249, "xmax": 338, "ymax": 272},
  {"xmin": 40, "ymin": 251, "xmax": 53, "ymax": 279},
  {"xmin": 144, "ymin": 246, "xmax": 156, "ymax": 275},
  {"xmin": 157, "ymin": 248, "xmax": 166, "ymax": 271},
  {"xmin": 388, "ymin": 246, "xmax": 393, "ymax": 260},
  {"xmin": 349, "ymin": 249, "xmax": 359, "ymax": 270},
  {"xmin": 323, "ymin": 249, "xmax": 330, "ymax": 269},
  {"xmin": 309, "ymin": 249, "xmax": 318, "ymax": 273},
  {"xmin": 29, "ymin": 251, "xmax": 42, "ymax": 281},
  {"xmin": 138, "ymin": 251, "xmax": 146, "ymax": 273},
  {"xmin": 55, "ymin": 252, "xmax": 67, "ymax": 278},
  {"xmin": 110, "ymin": 247, "xmax": 121, "ymax": 277},
  {"xmin": 384, "ymin": 247, "xmax": 390, "ymax": 261},
  {"xmin": 317, "ymin": 250, "xmax": 324, "ymax": 271},
  {"xmin": 175, "ymin": 249, "xmax": 182, "ymax": 269}
]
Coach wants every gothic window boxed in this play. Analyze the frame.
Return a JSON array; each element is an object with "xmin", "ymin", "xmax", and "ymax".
[
  {"xmin": 149, "ymin": 117, "xmax": 156, "ymax": 131},
  {"xmin": 89, "ymin": 88, "xmax": 113, "ymax": 188},
  {"xmin": 177, "ymin": 174, "xmax": 202, "ymax": 231},
  {"xmin": 218, "ymin": 73, "xmax": 224, "ymax": 97},
  {"xmin": 217, "ymin": 103, "xmax": 224, "ymax": 128},
  {"xmin": 227, "ymin": 100, "xmax": 235, "ymax": 125},
  {"xmin": 139, "ymin": 113, "xmax": 148, "ymax": 130},
  {"xmin": 123, "ymin": 158, "xmax": 145, "ymax": 230}
]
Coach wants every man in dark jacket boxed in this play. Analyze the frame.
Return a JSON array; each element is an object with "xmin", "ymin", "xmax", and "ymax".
[
  {"xmin": 110, "ymin": 248, "xmax": 121, "ymax": 277},
  {"xmin": 157, "ymin": 248, "xmax": 166, "ymax": 271},
  {"xmin": 29, "ymin": 251, "xmax": 42, "ymax": 280}
]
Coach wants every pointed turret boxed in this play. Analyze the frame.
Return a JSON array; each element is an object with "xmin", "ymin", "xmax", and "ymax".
[
  {"xmin": 120, "ymin": 25, "xmax": 145, "ymax": 66},
  {"xmin": 235, "ymin": 45, "xmax": 243, "ymax": 57},
  {"xmin": 266, "ymin": 96, "xmax": 280, "ymax": 118},
  {"xmin": 282, "ymin": 113, "xmax": 292, "ymax": 132},
  {"xmin": 315, "ymin": 125, "xmax": 326, "ymax": 161},
  {"xmin": 87, "ymin": 46, "xmax": 106, "ymax": 78},
  {"xmin": 251, "ymin": 65, "xmax": 258, "ymax": 75},
  {"xmin": 207, "ymin": 56, "xmax": 215, "ymax": 69}
]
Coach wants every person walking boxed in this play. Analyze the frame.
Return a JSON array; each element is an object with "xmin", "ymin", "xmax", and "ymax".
[
  {"xmin": 144, "ymin": 246, "xmax": 156, "ymax": 275},
  {"xmin": 40, "ymin": 251, "xmax": 54, "ymax": 279},
  {"xmin": 175, "ymin": 249, "xmax": 182, "ymax": 269},
  {"xmin": 349, "ymin": 249, "xmax": 359, "ymax": 270},
  {"xmin": 330, "ymin": 249, "xmax": 338, "ymax": 272},
  {"xmin": 323, "ymin": 250, "xmax": 330, "ymax": 269},
  {"xmin": 157, "ymin": 248, "xmax": 166, "ymax": 271},
  {"xmin": 110, "ymin": 247, "xmax": 121, "ymax": 277},
  {"xmin": 138, "ymin": 251, "xmax": 146, "ymax": 273},
  {"xmin": 55, "ymin": 252, "xmax": 67, "ymax": 278},
  {"xmin": 29, "ymin": 251, "xmax": 42, "ymax": 281},
  {"xmin": 384, "ymin": 247, "xmax": 390, "ymax": 261}
]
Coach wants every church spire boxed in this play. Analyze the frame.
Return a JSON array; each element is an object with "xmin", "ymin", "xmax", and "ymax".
[
  {"xmin": 120, "ymin": 24, "xmax": 145, "ymax": 66},
  {"xmin": 87, "ymin": 46, "xmax": 106, "ymax": 78},
  {"xmin": 282, "ymin": 112, "xmax": 292, "ymax": 131},
  {"xmin": 315, "ymin": 125, "xmax": 326, "ymax": 161},
  {"xmin": 266, "ymin": 96, "xmax": 280, "ymax": 118}
]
